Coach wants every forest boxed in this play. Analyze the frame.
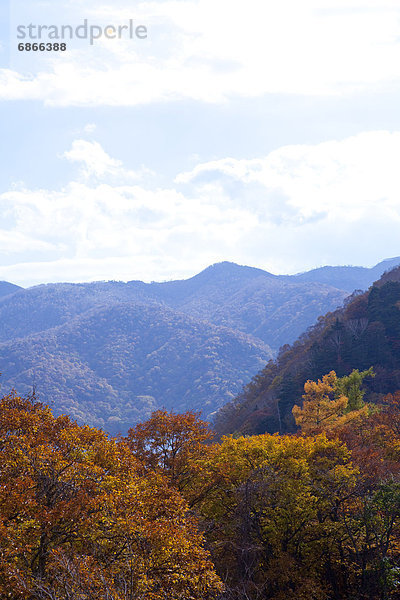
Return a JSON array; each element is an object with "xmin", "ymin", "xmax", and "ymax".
[
  {"xmin": 1, "ymin": 266, "xmax": 400, "ymax": 598},
  {"xmin": 216, "ymin": 269, "xmax": 400, "ymax": 437},
  {"xmin": 2, "ymin": 374, "xmax": 400, "ymax": 600}
]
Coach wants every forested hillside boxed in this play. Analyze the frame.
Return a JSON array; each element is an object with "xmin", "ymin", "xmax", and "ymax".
[
  {"xmin": 1, "ymin": 261, "xmax": 400, "ymax": 599},
  {"xmin": 0, "ymin": 302, "xmax": 271, "ymax": 433},
  {"xmin": 217, "ymin": 266, "xmax": 400, "ymax": 436},
  {"xmin": 0, "ymin": 262, "xmax": 350, "ymax": 350}
]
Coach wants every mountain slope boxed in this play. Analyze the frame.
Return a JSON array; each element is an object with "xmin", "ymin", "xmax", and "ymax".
[
  {"xmin": 1, "ymin": 258, "xmax": 397, "ymax": 352},
  {"xmin": 216, "ymin": 266, "xmax": 400, "ymax": 437},
  {"xmin": 130, "ymin": 258, "xmax": 400, "ymax": 347},
  {"xmin": 0, "ymin": 302, "xmax": 272, "ymax": 433},
  {"xmin": 0, "ymin": 281, "xmax": 150, "ymax": 343},
  {"xmin": 0, "ymin": 281, "xmax": 21, "ymax": 299}
]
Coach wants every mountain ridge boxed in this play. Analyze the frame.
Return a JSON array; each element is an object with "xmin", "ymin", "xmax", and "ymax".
[
  {"xmin": 2, "ymin": 256, "xmax": 399, "ymax": 295},
  {"xmin": 0, "ymin": 257, "xmax": 399, "ymax": 433}
]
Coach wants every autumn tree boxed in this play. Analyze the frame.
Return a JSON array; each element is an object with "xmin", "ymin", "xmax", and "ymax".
[
  {"xmin": 195, "ymin": 432, "xmax": 358, "ymax": 600},
  {"xmin": 0, "ymin": 393, "xmax": 222, "ymax": 599},
  {"xmin": 335, "ymin": 390, "xmax": 400, "ymax": 487},
  {"xmin": 292, "ymin": 369, "xmax": 374, "ymax": 435},
  {"xmin": 292, "ymin": 370, "xmax": 348, "ymax": 434},
  {"xmin": 4, "ymin": 386, "xmax": 400, "ymax": 600},
  {"xmin": 126, "ymin": 410, "xmax": 219, "ymax": 506}
]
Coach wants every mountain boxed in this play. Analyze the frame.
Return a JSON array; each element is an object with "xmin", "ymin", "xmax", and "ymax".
[
  {"xmin": 0, "ymin": 262, "xmax": 349, "ymax": 352},
  {"xmin": 0, "ymin": 302, "xmax": 272, "ymax": 433},
  {"xmin": 0, "ymin": 258, "xmax": 398, "ymax": 433},
  {"xmin": 128, "ymin": 262, "xmax": 349, "ymax": 349},
  {"xmin": 124, "ymin": 259, "xmax": 400, "ymax": 348},
  {"xmin": 1, "ymin": 258, "xmax": 398, "ymax": 351},
  {"xmin": 0, "ymin": 281, "xmax": 151, "ymax": 343},
  {"xmin": 216, "ymin": 266, "xmax": 400, "ymax": 437},
  {"xmin": 289, "ymin": 256, "xmax": 400, "ymax": 292},
  {"xmin": 0, "ymin": 281, "xmax": 21, "ymax": 299}
]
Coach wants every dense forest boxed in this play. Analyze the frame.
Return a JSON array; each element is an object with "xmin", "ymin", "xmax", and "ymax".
[
  {"xmin": 0, "ymin": 302, "xmax": 272, "ymax": 433},
  {"xmin": 2, "ymin": 384, "xmax": 400, "ymax": 599},
  {"xmin": 216, "ymin": 266, "xmax": 400, "ymax": 437}
]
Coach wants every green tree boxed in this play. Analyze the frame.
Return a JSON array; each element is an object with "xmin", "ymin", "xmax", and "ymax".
[{"xmin": 335, "ymin": 367, "xmax": 375, "ymax": 411}]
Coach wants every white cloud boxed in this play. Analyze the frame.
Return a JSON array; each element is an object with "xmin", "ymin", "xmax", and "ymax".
[
  {"xmin": 1, "ymin": 132, "xmax": 400, "ymax": 286},
  {"xmin": 3, "ymin": 0, "xmax": 400, "ymax": 106},
  {"xmin": 177, "ymin": 131, "xmax": 400, "ymax": 220},
  {"xmin": 63, "ymin": 140, "xmax": 123, "ymax": 177},
  {"xmin": 62, "ymin": 140, "xmax": 152, "ymax": 181}
]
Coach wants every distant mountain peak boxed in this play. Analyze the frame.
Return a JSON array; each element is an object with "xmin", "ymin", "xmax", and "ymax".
[
  {"xmin": 0, "ymin": 281, "xmax": 22, "ymax": 299},
  {"xmin": 194, "ymin": 261, "xmax": 276, "ymax": 280}
]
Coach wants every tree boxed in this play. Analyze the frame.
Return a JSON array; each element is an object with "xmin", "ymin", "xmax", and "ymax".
[
  {"xmin": 126, "ymin": 410, "xmax": 218, "ymax": 506},
  {"xmin": 0, "ymin": 393, "xmax": 222, "ymax": 599},
  {"xmin": 292, "ymin": 369, "xmax": 373, "ymax": 435},
  {"xmin": 196, "ymin": 432, "xmax": 358, "ymax": 600},
  {"xmin": 292, "ymin": 371, "xmax": 348, "ymax": 434},
  {"xmin": 335, "ymin": 367, "xmax": 375, "ymax": 411}
]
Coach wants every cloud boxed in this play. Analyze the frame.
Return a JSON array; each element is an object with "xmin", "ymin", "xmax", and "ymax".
[
  {"xmin": 177, "ymin": 131, "xmax": 400, "ymax": 224},
  {"xmin": 3, "ymin": 0, "xmax": 400, "ymax": 107},
  {"xmin": 62, "ymin": 140, "xmax": 152, "ymax": 181},
  {"xmin": 1, "ymin": 132, "xmax": 400, "ymax": 286},
  {"xmin": 63, "ymin": 140, "xmax": 123, "ymax": 177}
]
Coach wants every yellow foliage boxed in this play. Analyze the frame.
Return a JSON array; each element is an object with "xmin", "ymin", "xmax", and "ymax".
[{"xmin": 292, "ymin": 370, "xmax": 372, "ymax": 435}]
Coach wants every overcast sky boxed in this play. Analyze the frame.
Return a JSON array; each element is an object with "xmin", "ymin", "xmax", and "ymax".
[{"xmin": 1, "ymin": 0, "xmax": 400, "ymax": 286}]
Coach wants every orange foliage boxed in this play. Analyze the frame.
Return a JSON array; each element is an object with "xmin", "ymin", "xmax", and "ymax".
[
  {"xmin": 126, "ymin": 410, "xmax": 219, "ymax": 506},
  {"xmin": 0, "ymin": 393, "xmax": 222, "ymax": 599}
]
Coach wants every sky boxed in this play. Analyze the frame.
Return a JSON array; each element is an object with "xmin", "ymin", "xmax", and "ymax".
[{"xmin": 1, "ymin": 0, "xmax": 400, "ymax": 287}]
